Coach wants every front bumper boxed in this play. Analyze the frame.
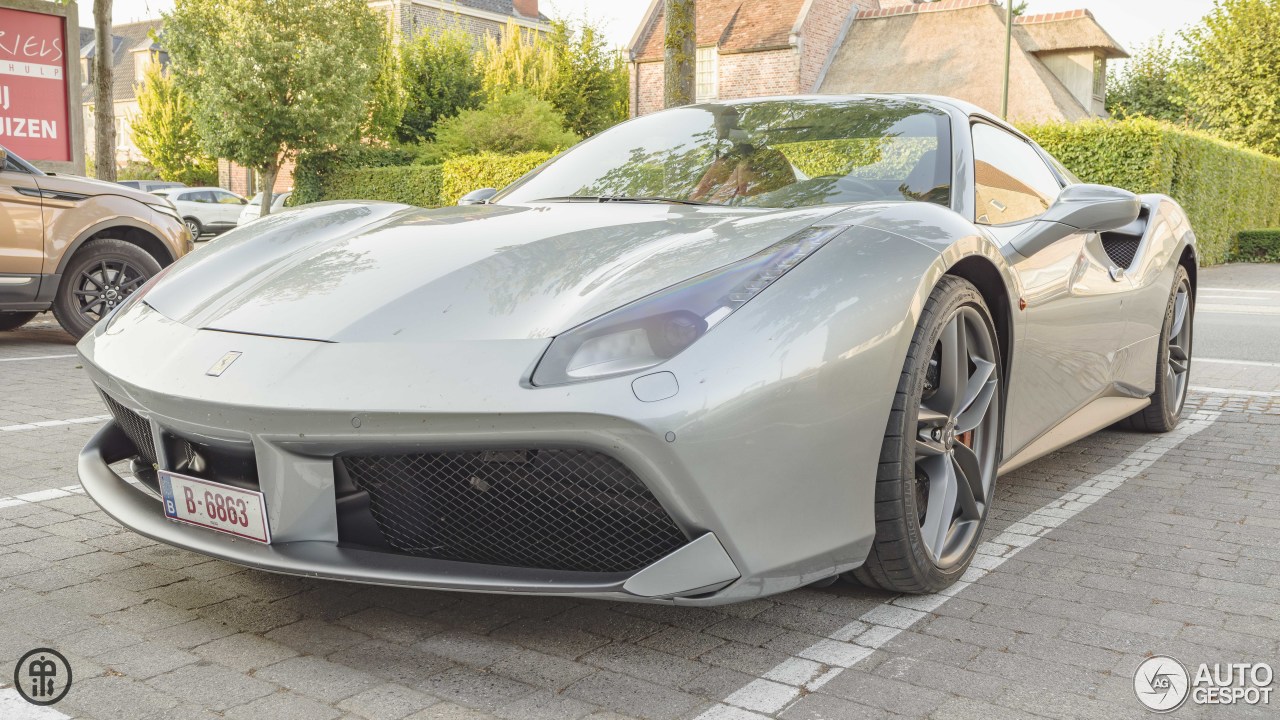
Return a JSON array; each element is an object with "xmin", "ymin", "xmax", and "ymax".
[
  {"xmin": 81, "ymin": 421, "xmax": 743, "ymax": 602},
  {"xmin": 78, "ymin": 301, "xmax": 886, "ymax": 604}
]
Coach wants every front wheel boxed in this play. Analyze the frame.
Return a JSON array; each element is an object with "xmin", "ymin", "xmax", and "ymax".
[
  {"xmin": 848, "ymin": 276, "xmax": 1002, "ymax": 593},
  {"xmin": 52, "ymin": 239, "xmax": 161, "ymax": 339},
  {"xmin": 1121, "ymin": 266, "xmax": 1193, "ymax": 432},
  {"xmin": 184, "ymin": 217, "xmax": 203, "ymax": 238}
]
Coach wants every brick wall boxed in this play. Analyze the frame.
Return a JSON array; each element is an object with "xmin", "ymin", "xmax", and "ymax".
[
  {"xmin": 397, "ymin": 3, "xmax": 507, "ymax": 42},
  {"xmin": 718, "ymin": 49, "xmax": 800, "ymax": 100},
  {"xmin": 218, "ymin": 159, "xmax": 294, "ymax": 197},
  {"xmin": 633, "ymin": 61, "xmax": 665, "ymax": 116}
]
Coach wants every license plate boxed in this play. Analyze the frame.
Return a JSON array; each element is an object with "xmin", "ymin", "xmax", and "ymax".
[{"xmin": 159, "ymin": 470, "xmax": 271, "ymax": 544}]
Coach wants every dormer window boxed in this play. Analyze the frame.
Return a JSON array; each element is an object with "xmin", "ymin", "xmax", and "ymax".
[
  {"xmin": 82, "ymin": 58, "xmax": 92, "ymax": 85},
  {"xmin": 1093, "ymin": 56, "xmax": 1106, "ymax": 101},
  {"xmin": 134, "ymin": 51, "xmax": 151, "ymax": 83}
]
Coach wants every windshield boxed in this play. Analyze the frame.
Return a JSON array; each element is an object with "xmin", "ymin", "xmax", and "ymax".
[{"xmin": 498, "ymin": 98, "xmax": 952, "ymax": 209}]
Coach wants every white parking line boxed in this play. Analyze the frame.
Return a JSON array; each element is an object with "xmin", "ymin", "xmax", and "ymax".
[
  {"xmin": 0, "ymin": 354, "xmax": 77, "ymax": 363},
  {"xmin": 1201, "ymin": 287, "xmax": 1280, "ymax": 295},
  {"xmin": 1198, "ymin": 303, "xmax": 1280, "ymax": 316},
  {"xmin": 697, "ymin": 411, "xmax": 1220, "ymax": 719},
  {"xmin": 0, "ymin": 415, "xmax": 110, "ymax": 433},
  {"xmin": 1197, "ymin": 357, "xmax": 1280, "ymax": 369},
  {"xmin": 1191, "ymin": 385, "xmax": 1280, "ymax": 398},
  {"xmin": 0, "ymin": 484, "xmax": 87, "ymax": 510},
  {"xmin": 0, "ymin": 688, "xmax": 69, "ymax": 719}
]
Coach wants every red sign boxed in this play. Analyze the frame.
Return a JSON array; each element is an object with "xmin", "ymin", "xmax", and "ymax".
[{"xmin": 0, "ymin": 7, "xmax": 71, "ymax": 162}]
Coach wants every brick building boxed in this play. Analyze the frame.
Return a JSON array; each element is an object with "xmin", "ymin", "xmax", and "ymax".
[
  {"xmin": 628, "ymin": 0, "xmax": 1127, "ymax": 123},
  {"xmin": 220, "ymin": 0, "xmax": 551, "ymax": 196}
]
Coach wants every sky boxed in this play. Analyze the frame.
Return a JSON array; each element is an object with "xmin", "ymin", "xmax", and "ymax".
[{"xmin": 82, "ymin": 0, "xmax": 1214, "ymax": 55}]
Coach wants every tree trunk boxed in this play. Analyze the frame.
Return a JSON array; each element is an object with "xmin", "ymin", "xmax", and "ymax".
[
  {"xmin": 663, "ymin": 0, "xmax": 695, "ymax": 108},
  {"xmin": 93, "ymin": 0, "xmax": 116, "ymax": 181},
  {"xmin": 259, "ymin": 161, "xmax": 278, "ymax": 217}
]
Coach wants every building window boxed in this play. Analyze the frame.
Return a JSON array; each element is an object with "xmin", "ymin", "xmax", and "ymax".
[
  {"xmin": 1093, "ymin": 56, "xmax": 1106, "ymax": 101},
  {"xmin": 696, "ymin": 46, "xmax": 718, "ymax": 102}
]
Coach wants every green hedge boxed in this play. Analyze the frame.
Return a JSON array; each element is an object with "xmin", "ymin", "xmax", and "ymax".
[
  {"xmin": 1024, "ymin": 117, "xmax": 1280, "ymax": 265},
  {"xmin": 292, "ymin": 149, "xmax": 552, "ymax": 208},
  {"xmin": 291, "ymin": 145, "xmax": 417, "ymax": 206},
  {"xmin": 320, "ymin": 165, "xmax": 444, "ymax": 207},
  {"xmin": 1236, "ymin": 230, "xmax": 1280, "ymax": 262},
  {"xmin": 440, "ymin": 151, "xmax": 554, "ymax": 206}
]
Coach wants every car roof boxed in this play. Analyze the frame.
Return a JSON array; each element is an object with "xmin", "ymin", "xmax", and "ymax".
[{"xmin": 691, "ymin": 93, "xmax": 1030, "ymax": 142}]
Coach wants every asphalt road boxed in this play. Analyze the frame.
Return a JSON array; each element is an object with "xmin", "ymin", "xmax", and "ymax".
[
  {"xmin": 1195, "ymin": 264, "xmax": 1280, "ymax": 364},
  {"xmin": 0, "ymin": 263, "xmax": 1276, "ymax": 720}
]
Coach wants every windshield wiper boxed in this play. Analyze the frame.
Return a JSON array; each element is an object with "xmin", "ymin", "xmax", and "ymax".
[{"xmin": 532, "ymin": 195, "xmax": 713, "ymax": 206}]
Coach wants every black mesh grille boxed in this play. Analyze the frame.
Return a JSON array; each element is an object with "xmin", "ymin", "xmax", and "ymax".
[
  {"xmin": 99, "ymin": 391, "xmax": 156, "ymax": 465},
  {"xmin": 1102, "ymin": 235, "xmax": 1141, "ymax": 269},
  {"xmin": 341, "ymin": 449, "xmax": 687, "ymax": 573}
]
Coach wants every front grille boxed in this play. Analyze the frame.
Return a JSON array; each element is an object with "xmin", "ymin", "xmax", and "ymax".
[
  {"xmin": 99, "ymin": 391, "xmax": 157, "ymax": 465},
  {"xmin": 341, "ymin": 449, "xmax": 687, "ymax": 573},
  {"xmin": 1102, "ymin": 234, "xmax": 1141, "ymax": 269}
]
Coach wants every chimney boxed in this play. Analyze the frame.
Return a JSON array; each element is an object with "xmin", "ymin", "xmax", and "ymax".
[{"xmin": 513, "ymin": 0, "xmax": 538, "ymax": 19}]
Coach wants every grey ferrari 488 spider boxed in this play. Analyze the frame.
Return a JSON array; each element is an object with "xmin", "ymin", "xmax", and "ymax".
[{"xmin": 77, "ymin": 95, "xmax": 1197, "ymax": 605}]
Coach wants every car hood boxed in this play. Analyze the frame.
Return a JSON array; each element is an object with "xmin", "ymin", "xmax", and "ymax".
[
  {"xmin": 35, "ymin": 173, "xmax": 165, "ymax": 205},
  {"xmin": 143, "ymin": 201, "xmax": 841, "ymax": 343}
]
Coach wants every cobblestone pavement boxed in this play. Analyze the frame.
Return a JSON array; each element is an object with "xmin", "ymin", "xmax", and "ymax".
[{"xmin": 1, "ymin": 264, "xmax": 1278, "ymax": 720}]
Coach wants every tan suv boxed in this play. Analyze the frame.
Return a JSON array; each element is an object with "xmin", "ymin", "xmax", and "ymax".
[{"xmin": 0, "ymin": 146, "xmax": 191, "ymax": 338}]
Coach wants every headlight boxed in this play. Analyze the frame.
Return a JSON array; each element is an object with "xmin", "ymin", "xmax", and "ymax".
[
  {"xmin": 148, "ymin": 201, "xmax": 181, "ymax": 222},
  {"xmin": 531, "ymin": 225, "xmax": 846, "ymax": 386}
]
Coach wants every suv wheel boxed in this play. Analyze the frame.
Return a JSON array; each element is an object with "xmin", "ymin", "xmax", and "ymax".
[
  {"xmin": 0, "ymin": 311, "xmax": 37, "ymax": 331},
  {"xmin": 184, "ymin": 217, "xmax": 203, "ymax": 238},
  {"xmin": 53, "ymin": 239, "xmax": 162, "ymax": 339}
]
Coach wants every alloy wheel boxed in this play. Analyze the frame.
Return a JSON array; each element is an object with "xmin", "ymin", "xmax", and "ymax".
[
  {"xmin": 914, "ymin": 306, "xmax": 1000, "ymax": 568},
  {"xmin": 73, "ymin": 260, "xmax": 146, "ymax": 324},
  {"xmin": 1165, "ymin": 283, "xmax": 1192, "ymax": 416}
]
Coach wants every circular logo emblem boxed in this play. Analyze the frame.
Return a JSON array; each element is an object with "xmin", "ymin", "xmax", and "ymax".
[
  {"xmin": 1134, "ymin": 655, "xmax": 1190, "ymax": 713},
  {"xmin": 13, "ymin": 648, "xmax": 72, "ymax": 706}
]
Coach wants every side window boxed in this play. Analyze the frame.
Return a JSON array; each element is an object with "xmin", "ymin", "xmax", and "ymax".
[
  {"xmin": 215, "ymin": 191, "xmax": 243, "ymax": 205},
  {"xmin": 971, "ymin": 123, "xmax": 1062, "ymax": 225},
  {"xmin": 193, "ymin": 191, "xmax": 217, "ymax": 203}
]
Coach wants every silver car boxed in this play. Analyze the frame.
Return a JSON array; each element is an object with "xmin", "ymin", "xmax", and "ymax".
[{"xmin": 77, "ymin": 96, "xmax": 1197, "ymax": 605}]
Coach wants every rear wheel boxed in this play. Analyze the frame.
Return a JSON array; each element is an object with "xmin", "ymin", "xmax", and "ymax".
[
  {"xmin": 1121, "ymin": 266, "xmax": 1193, "ymax": 432},
  {"xmin": 0, "ymin": 311, "xmax": 37, "ymax": 331},
  {"xmin": 52, "ymin": 239, "xmax": 161, "ymax": 339},
  {"xmin": 848, "ymin": 276, "xmax": 1002, "ymax": 593}
]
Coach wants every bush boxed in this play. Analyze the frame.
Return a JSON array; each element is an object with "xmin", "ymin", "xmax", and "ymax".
[
  {"xmin": 1236, "ymin": 230, "xmax": 1280, "ymax": 262},
  {"xmin": 319, "ymin": 164, "xmax": 443, "ymax": 207},
  {"xmin": 291, "ymin": 144, "xmax": 416, "ymax": 205},
  {"xmin": 1024, "ymin": 117, "xmax": 1280, "ymax": 265},
  {"xmin": 440, "ymin": 151, "xmax": 554, "ymax": 206},
  {"xmin": 432, "ymin": 90, "xmax": 579, "ymax": 158}
]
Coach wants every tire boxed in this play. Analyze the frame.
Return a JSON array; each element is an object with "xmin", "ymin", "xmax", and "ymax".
[
  {"xmin": 53, "ymin": 238, "xmax": 162, "ymax": 339},
  {"xmin": 1120, "ymin": 266, "xmax": 1193, "ymax": 433},
  {"xmin": 0, "ymin": 311, "xmax": 37, "ymax": 331},
  {"xmin": 847, "ymin": 275, "xmax": 1003, "ymax": 594},
  {"xmin": 184, "ymin": 217, "xmax": 203, "ymax": 238}
]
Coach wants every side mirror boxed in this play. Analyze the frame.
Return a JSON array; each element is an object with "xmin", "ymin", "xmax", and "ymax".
[
  {"xmin": 1008, "ymin": 184, "xmax": 1141, "ymax": 260},
  {"xmin": 458, "ymin": 188, "xmax": 497, "ymax": 206}
]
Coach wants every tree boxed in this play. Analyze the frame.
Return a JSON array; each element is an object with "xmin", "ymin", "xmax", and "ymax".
[
  {"xmin": 477, "ymin": 22, "xmax": 554, "ymax": 100},
  {"xmin": 131, "ymin": 59, "xmax": 218, "ymax": 186},
  {"xmin": 663, "ymin": 0, "xmax": 695, "ymax": 108},
  {"xmin": 363, "ymin": 25, "xmax": 407, "ymax": 144},
  {"xmin": 1107, "ymin": 35, "xmax": 1193, "ymax": 124},
  {"xmin": 398, "ymin": 28, "xmax": 483, "ymax": 143},
  {"xmin": 1180, "ymin": 0, "xmax": 1280, "ymax": 155},
  {"xmin": 544, "ymin": 19, "xmax": 629, "ymax": 137},
  {"xmin": 431, "ymin": 89, "xmax": 578, "ymax": 157},
  {"xmin": 93, "ymin": 0, "xmax": 115, "ymax": 181},
  {"xmin": 163, "ymin": 0, "xmax": 385, "ymax": 217}
]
